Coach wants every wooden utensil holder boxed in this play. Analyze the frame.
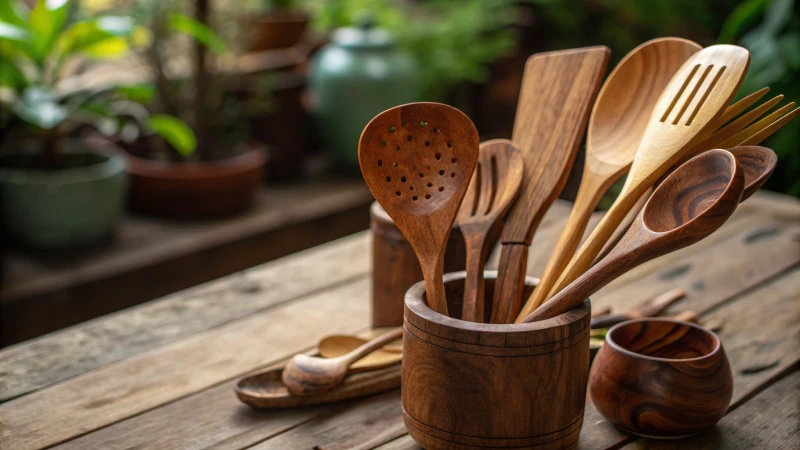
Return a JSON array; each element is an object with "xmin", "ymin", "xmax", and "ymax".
[
  {"xmin": 402, "ymin": 271, "xmax": 591, "ymax": 449},
  {"xmin": 370, "ymin": 202, "xmax": 466, "ymax": 327}
]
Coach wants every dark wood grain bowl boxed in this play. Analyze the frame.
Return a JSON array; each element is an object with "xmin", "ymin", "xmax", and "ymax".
[
  {"xmin": 403, "ymin": 270, "xmax": 591, "ymax": 449},
  {"xmin": 589, "ymin": 318, "xmax": 733, "ymax": 439}
]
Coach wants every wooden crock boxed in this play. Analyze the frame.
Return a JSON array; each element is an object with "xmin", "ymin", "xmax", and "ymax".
[
  {"xmin": 370, "ymin": 202, "xmax": 466, "ymax": 328},
  {"xmin": 403, "ymin": 271, "xmax": 591, "ymax": 449}
]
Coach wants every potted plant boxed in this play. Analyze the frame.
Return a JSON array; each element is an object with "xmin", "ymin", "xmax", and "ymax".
[
  {"xmin": 116, "ymin": 0, "xmax": 268, "ymax": 217},
  {"xmin": 247, "ymin": 0, "xmax": 310, "ymax": 51},
  {"xmin": 0, "ymin": 0, "xmax": 152, "ymax": 248}
]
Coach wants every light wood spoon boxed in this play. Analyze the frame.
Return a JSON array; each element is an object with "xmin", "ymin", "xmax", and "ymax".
[
  {"xmin": 544, "ymin": 45, "xmax": 750, "ymax": 305},
  {"xmin": 457, "ymin": 139, "xmax": 523, "ymax": 322},
  {"xmin": 359, "ymin": 102, "xmax": 479, "ymax": 315},
  {"xmin": 282, "ymin": 328, "xmax": 403, "ymax": 396},
  {"xmin": 516, "ymin": 38, "xmax": 701, "ymax": 322},
  {"xmin": 318, "ymin": 334, "xmax": 402, "ymax": 372},
  {"xmin": 489, "ymin": 46, "xmax": 610, "ymax": 323},
  {"xmin": 522, "ymin": 149, "xmax": 745, "ymax": 323}
]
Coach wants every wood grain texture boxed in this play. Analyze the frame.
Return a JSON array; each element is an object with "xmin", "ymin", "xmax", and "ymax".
[
  {"xmin": 403, "ymin": 271, "xmax": 590, "ymax": 448},
  {"xmin": 549, "ymin": 45, "xmax": 751, "ymax": 303},
  {"xmin": 518, "ymin": 38, "xmax": 701, "ymax": 321},
  {"xmin": 236, "ymin": 357, "xmax": 400, "ymax": 408},
  {"xmin": 281, "ymin": 327, "xmax": 402, "ymax": 395},
  {"xmin": 457, "ymin": 139, "xmax": 524, "ymax": 322},
  {"xmin": 360, "ymin": 102, "xmax": 480, "ymax": 315},
  {"xmin": 0, "ymin": 232, "xmax": 371, "ymax": 403},
  {"xmin": 492, "ymin": 46, "xmax": 610, "ymax": 323},
  {"xmin": 624, "ymin": 369, "xmax": 799, "ymax": 450},
  {"xmin": 371, "ymin": 202, "xmax": 466, "ymax": 328},
  {"xmin": 590, "ymin": 288, "xmax": 686, "ymax": 329},
  {"xmin": 526, "ymin": 149, "xmax": 745, "ymax": 322},
  {"xmin": 0, "ymin": 278, "xmax": 373, "ymax": 450},
  {"xmin": 590, "ymin": 318, "xmax": 733, "ymax": 438}
]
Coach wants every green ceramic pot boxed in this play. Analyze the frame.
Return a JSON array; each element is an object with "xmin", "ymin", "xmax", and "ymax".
[
  {"xmin": 310, "ymin": 22, "xmax": 419, "ymax": 169},
  {"xmin": 0, "ymin": 148, "xmax": 128, "ymax": 248}
]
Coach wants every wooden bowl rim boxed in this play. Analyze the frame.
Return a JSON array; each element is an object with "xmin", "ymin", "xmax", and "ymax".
[
  {"xmin": 606, "ymin": 317, "xmax": 722, "ymax": 363},
  {"xmin": 404, "ymin": 270, "xmax": 590, "ymax": 334}
]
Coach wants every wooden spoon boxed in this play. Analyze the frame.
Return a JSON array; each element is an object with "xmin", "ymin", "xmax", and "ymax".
[
  {"xmin": 489, "ymin": 46, "xmax": 610, "ymax": 323},
  {"xmin": 522, "ymin": 149, "xmax": 744, "ymax": 323},
  {"xmin": 457, "ymin": 139, "xmax": 523, "ymax": 322},
  {"xmin": 359, "ymin": 102, "xmax": 479, "ymax": 315},
  {"xmin": 516, "ymin": 38, "xmax": 701, "ymax": 322},
  {"xmin": 318, "ymin": 334, "xmax": 402, "ymax": 372},
  {"xmin": 282, "ymin": 327, "xmax": 403, "ymax": 396},
  {"xmin": 544, "ymin": 45, "xmax": 750, "ymax": 305}
]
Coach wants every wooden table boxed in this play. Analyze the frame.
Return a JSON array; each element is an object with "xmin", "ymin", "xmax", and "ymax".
[
  {"xmin": 1, "ymin": 191, "xmax": 798, "ymax": 450},
  {"xmin": 1, "ymin": 178, "xmax": 373, "ymax": 346}
]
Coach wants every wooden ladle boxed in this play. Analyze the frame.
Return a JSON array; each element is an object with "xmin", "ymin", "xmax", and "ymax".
[
  {"xmin": 457, "ymin": 139, "xmax": 523, "ymax": 322},
  {"xmin": 282, "ymin": 328, "xmax": 403, "ymax": 396},
  {"xmin": 522, "ymin": 149, "xmax": 745, "ymax": 323},
  {"xmin": 516, "ymin": 38, "xmax": 701, "ymax": 322},
  {"xmin": 544, "ymin": 45, "xmax": 751, "ymax": 305},
  {"xmin": 318, "ymin": 334, "xmax": 402, "ymax": 372},
  {"xmin": 359, "ymin": 102, "xmax": 480, "ymax": 315}
]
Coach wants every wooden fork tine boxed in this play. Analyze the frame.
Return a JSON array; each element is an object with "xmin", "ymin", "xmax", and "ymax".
[
  {"xmin": 718, "ymin": 87, "xmax": 771, "ymax": 125},
  {"xmin": 739, "ymin": 106, "xmax": 800, "ymax": 146},
  {"xmin": 720, "ymin": 102, "xmax": 797, "ymax": 148},
  {"xmin": 706, "ymin": 95, "xmax": 783, "ymax": 148}
]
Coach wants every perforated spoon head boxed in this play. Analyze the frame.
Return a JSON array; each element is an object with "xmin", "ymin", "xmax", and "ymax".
[
  {"xmin": 588, "ymin": 38, "xmax": 701, "ymax": 170},
  {"xmin": 359, "ymin": 102, "xmax": 479, "ymax": 314}
]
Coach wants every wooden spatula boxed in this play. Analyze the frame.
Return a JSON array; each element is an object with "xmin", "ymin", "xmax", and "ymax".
[
  {"xmin": 359, "ymin": 102, "xmax": 479, "ymax": 315},
  {"xmin": 456, "ymin": 139, "xmax": 523, "ymax": 322},
  {"xmin": 545, "ymin": 45, "xmax": 750, "ymax": 304},
  {"xmin": 489, "ymin": 46, "xmax": 610, "ymax": 323}
]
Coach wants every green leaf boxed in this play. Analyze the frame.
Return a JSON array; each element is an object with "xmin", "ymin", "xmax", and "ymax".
[
  {"xmin": 146, "ymin": 114, "xmax": 197, "ymax": 156},
  {"xmin": 59, "ymin": 16, "xmax": 135, "ymax": 57},
  {"xmin": 169, "ymin": 13, "xmax": 226, "ymax": 54},
  {"xmin": 28, "ymin": 0, "xmax": 70, "ymax": 63},
  {"xmin": 0, "ymin": 0, "xmax": 28, "ymax": 27},
  {"xmin": 13, "ymin": 85, "xmax": 68, "ymax": 129},
  {"xmin": 716, "ymin": 0, "xmax": 767, "ymax": 44},
  {"xmin": 0, "ymin": 21, "xmax": 29, "ymax": 43},
  {"xmin": 0, "ymin": 53, "xmax": 27, "ymax": 88},
  {"xmin": 116, "ymin": 84, "xmax": 154, "ymax": 103}
]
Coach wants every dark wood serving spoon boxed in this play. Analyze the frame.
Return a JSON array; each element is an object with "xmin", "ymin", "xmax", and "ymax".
[{"xmin": 522, "ymin": 149, "xmax": 745, "ymax": 323}]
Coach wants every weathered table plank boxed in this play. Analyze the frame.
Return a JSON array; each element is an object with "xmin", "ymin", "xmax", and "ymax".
[
  {"xmin": 623, "ymin": 369, "xmax": 800, "ymax": 450},
  {"xmin": 0, "ymin": 233, "xmax": 370, "ymax": 403},
  {"xmin": 1, "ymin": 193, "xmax": 797, "ymax": 450}
]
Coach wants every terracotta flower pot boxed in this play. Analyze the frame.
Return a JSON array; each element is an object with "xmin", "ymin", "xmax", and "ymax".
[
  {"xmin": 126, "ymin": 147, "xmax": 267, "ymax": 218},
  {"xmin": 247, "ymin": 10, "xmax": 309, "ymax": 51}
]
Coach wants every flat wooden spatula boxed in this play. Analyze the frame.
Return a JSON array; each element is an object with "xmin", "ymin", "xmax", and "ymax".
[{"xmin": 489, "ymin": 46, "xmax": 610, "ymax": 323}]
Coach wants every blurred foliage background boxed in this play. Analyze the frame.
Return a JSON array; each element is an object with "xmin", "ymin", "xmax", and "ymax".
[{"xmin": 74, "ymin": 0, "xmax": 798, "ymax": 195}]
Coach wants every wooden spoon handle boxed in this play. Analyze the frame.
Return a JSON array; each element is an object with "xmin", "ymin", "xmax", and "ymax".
[
  {"xmin": 342, "ymin": 328, "xmax": 404, "ymax": 366},
  {"xmin": 522, "ymin": 226, "xmax": 654, "ymax": 323},
  {"xmin": 516, "ymin": 170, "xmax": 609, "ymax": 322},
  {"xmin": 462, "ymin": 235, "xmax": 489, "ymax": 322},
  {"xmin": 489, "ymin": 243, "xmax": 529, "ymax": 323},
  {"xmin": 545, "ymin": 182, "xmax": 645, "ymax": 303},
  {"xmin": 421, "ymin": 252, "xmax": 448, "ymax": 315}
]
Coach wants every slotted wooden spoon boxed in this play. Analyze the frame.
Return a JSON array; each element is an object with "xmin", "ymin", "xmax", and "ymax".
[
  {"xmin": 545, "ymin": 45, "xmax": 750, "ymax": 305},
  {"xmin": 516, "ymin": 38, "xmax": 701, "ymax": 322},
  {"xmin": 359, "ymin": 102, "xmax": 479, "ymax": 315},
  {"xmin": 523, "ymin": 149, "xmax": 745, "ymax": 323},
  {"xmin": 489, "ymin": 46, "xmax": 610, "ymax": 323},
  {"xmin": 457, "ymin": 139, "xmax": 523, "ymax": 322}
]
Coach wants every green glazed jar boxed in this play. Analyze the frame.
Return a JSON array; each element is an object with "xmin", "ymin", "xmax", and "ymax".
[{"xmin": 310, "ymin": 22, "xmax": 419, "ymax": 169}]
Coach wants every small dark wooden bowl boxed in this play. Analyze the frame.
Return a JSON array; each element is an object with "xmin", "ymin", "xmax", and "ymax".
[
  {"xmin": 403, "ymin": 271, "xmax": 591, "ymax": 449},
  {"xmin": 589, "ymin": 318, "xmax": 733, "ymax": 439}
]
